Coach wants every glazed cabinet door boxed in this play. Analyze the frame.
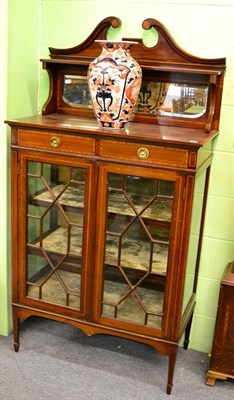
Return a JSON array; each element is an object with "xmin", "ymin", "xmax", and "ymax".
[
  {"xmin": 93, "ymin": 163, "xmax": 185, "ymax": 337},
  {"xmin": 15, "ymin": 151, "xmax": 96, "ymax": 318}
]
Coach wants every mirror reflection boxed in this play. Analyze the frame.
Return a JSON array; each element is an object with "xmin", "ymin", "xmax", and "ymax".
[
  {"xmin": 62, "ymin": 75, "xmax": 208, "ymax": 118},
  {"xmin": 63, "ymin": 75, "xmax": 92, "ymax": 107},
  {"xmin": 136, "ymin": 82, "xmax": 208, "ymax": 118}
]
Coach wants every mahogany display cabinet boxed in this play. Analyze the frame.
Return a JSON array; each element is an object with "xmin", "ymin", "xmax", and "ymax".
[
  {"xmin": 6, "ymin": 17, "xmax": 226, "ymax": 394},
  {"xmin": 206, "ymin": 261, "xmax": 234, "ymax": 386}
]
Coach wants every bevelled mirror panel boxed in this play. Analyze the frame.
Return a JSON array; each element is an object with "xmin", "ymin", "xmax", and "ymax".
[{"xmin": 62, "ymin": 75, "xmax": 208, "ymax": 119}]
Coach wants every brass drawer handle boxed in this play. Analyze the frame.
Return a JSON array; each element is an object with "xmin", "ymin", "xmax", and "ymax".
[
  {"xmin": 137, "ymin": 147, "xmax": 149, "ymax": 160},
  {"xmin": 50, "ymin": 136, "xmax": 61, "ymax": 148}
]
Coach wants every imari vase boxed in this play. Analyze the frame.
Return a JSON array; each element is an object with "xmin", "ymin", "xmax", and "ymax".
[{"xmin": 87, "ymin": 40, "xmax": 142, "ymax": 129}]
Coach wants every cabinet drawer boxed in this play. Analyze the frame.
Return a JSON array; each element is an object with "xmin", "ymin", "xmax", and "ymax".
[
  {"xmin": 100, "ymin": 140, "xmax": 188, "ymax": 168},
  {"xmin": 18, "ymin": 129, "xmax": 95, "ymax": 155}
]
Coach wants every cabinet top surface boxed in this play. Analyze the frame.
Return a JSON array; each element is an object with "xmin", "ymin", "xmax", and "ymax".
[{"xmin": 6, "ymin": 114, "xmax": 218, "ymax": 148}]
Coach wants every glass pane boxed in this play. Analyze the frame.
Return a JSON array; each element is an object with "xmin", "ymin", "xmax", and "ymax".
[
  {"xmin": 102, "ymin": 173, "xmax": 175, "ymax": 329},
  {"xmin": 26, "ymin": 161, "xmax": 86, "ymax": 310}
]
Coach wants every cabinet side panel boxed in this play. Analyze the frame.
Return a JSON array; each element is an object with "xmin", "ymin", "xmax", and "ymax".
[
  {"xmin": 181, "ymin": 169, "xmax": 206, "ymax": 315},
  {"xmin": 11, "ymin": 150, "xmax": 19, "ymax": 304}
]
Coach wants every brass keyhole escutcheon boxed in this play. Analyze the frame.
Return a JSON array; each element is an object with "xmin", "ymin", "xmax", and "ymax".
[
  {"xmin": 137, "ymin": 147, "xmax": 149, "ymax": 160},
  {"xmin": 50, "ymin": 136, "xmax": 61, "ymax": 148}
]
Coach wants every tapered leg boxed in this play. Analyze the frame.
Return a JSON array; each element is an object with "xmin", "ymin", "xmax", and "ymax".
[
  {"xmin": 167, "ymin": 347, "xmax": 178, "ymax": 395},
  {"xmin": 12, "ymin": 310, "xmax": 20, "ymax": 352}
]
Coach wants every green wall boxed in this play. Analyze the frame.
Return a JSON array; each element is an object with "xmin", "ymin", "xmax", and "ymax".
[
  {"xmin": 1, "ymin": 0, "xmax": 233, "ymax": 353},
  {"xmin": 0, "ymin": 0, "xmax": 9, "ymax": 336},
  {"xmin": 8, "ymin": 0, "xmax": 39, "ymax": 119}
]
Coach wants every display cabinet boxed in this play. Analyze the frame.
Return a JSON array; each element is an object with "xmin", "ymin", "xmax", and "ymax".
[
  {"xmin": 6, "ymin": 17, "xmax": 226, "ymax": 394},
  {"xmin": 206, "ymin": 262, "xmax": 234, "ymax": 386}
]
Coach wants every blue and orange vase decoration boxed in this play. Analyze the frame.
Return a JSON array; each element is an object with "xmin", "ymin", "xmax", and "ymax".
[{"xmin": 87, "ymin": 40, "xmax": 142, "ymax": 129}]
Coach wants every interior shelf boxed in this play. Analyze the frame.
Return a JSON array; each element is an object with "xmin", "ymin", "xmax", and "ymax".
[
  {"xmin": 27, "ymin": 226, "xmax": 168, "ymax": 275},
  {"xmin": 32, "ymin": 184, "xmax": 172, "ymax": 223},
  {"xmin": 31, "ymin": 184, "xmax": 85, "ymax": 210},
  {"xmin": 27, "ymin": 266, "xmax": 164, "ymax": 328}
]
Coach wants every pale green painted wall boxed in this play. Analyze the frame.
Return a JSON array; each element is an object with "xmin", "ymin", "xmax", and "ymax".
[
  {"xmin": 1, "ymin": 0, "xmax": 234, "ymax": 353},
  {"xmin": 0, "ymin": 0, "xmax": 9, "ymax": 336},
  {"xmin": 7, "ymin": 0, "xmax": 39, "ymax": 119},
  {"xmin": 0, "ymin": 0, "xmax": 39, "ymax": 335}
]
